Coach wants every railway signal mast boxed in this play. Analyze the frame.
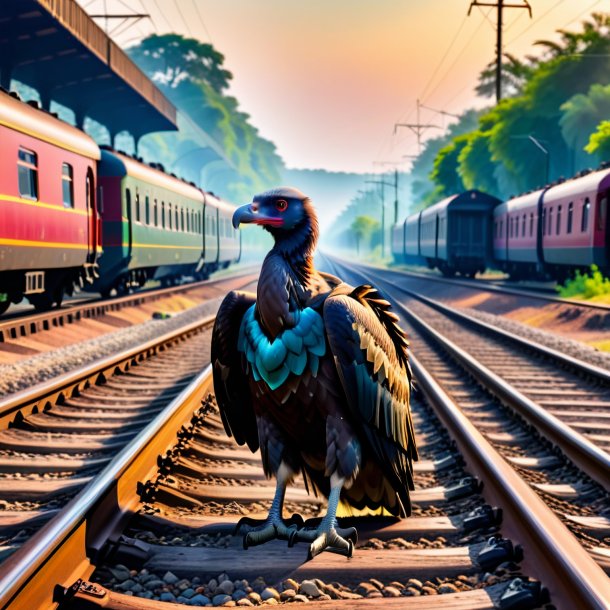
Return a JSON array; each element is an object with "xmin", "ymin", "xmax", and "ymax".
[{"xmin": 467, "ymin": 0, "xmax": 532, "ymax": 103}]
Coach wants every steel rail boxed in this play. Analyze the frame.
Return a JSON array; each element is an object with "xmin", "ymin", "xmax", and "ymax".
[
  {"xmin": 388, "ymin": 281, "xmax": 610, "ymax": 384},
  {"xmin": 0, "ymin": 266, "xmax": 257, "ymax": 343},
  {"xmin": 325, "ymin": 257, "xmax": 610, "ymax": 490},
  {"xmin": 0, "ymin": 362, "xmax": 214, "ymax": 610},
  {"xmin": 0, "ymin": 313, "xmax": 216, "ymax": 429},
  {"xmin": 385, "ymin": 264, "xmax": 610, "ymax": 311},
  {"xmin": 410, "ymin": 353, "xmax": 610, "ymax": 610},
  {"xmin": 401, "ymin": 302, "xmax": 610, "ymax": 491},
  {"xmin": 323, "ymin": 255, "xmax": 610, "ymax": 608}
]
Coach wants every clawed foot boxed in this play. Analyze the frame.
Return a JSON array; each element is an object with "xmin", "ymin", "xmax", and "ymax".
[
  {"xmin": 289, "ymin": 524, "xmax": 357, "ymax": 559},
  {"xmin": 234, "ymin": 514, "xmax": 304, "ymax": 549}
]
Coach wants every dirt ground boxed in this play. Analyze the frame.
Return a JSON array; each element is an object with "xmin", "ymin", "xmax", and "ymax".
[{"xmin": 399, "ymin": 276, "xmax": 610, "ymax": 352}]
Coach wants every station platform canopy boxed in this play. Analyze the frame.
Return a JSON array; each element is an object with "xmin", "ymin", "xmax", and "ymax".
[{"xmin": 0, "ymin": 0, "xmax": 177, "ymax": 139}]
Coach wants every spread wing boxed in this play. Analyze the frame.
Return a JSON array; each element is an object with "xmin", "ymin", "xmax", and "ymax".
[
  {"xmin": 323, "ymin": 284, "xmax": 418, "ymax": 516},
  {"xmin": 211, "ymin": 290, "xmax": 259, "ymax": 452}
]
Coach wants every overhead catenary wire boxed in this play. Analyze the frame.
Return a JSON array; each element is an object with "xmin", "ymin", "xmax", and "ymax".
[
  {"xmin": 151, "ymin": 0, "xmax": 173, "ymax": 31},
  {"xmin": 191, "ymin": 0, "xmax": 214, "ymax": 44}
]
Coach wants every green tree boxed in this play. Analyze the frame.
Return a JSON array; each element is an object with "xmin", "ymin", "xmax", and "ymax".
[
  {"xmin": 128, "ymin": 35, "xmax": 284, "ymax": 203},
  {"xmin": 585, "ymin": 121, "xmax": 610, "ymax": 160},
  {"xmin": 476, "ymin": 52, "xmax": 534, "ymax": 99},
  {"xmin": 560, "ymin": 84, "xmax": 610, "ymax": 165},
  {"xmin": 350, "ymin": 215, "xmax": 380, "ymax": 255},
  {"xmin": 129, "ymin": 34, "xmax": 232, "ymax": 92},
  {"xmin": 430, "ymin": 134, "xmax": 469, "ymax": 196}
]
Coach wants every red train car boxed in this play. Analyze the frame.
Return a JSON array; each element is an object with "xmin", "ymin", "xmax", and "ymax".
[
  {"xmin": 493, "ymin": 189, "xmax": 544, "ymax": 279},
  {"xmin": 541, "ymin": 168, "xmax": 609, "ymax": 278},
  {"xmin": 0, "ymin": 90, "xmax": 101, "ymax": 313}
]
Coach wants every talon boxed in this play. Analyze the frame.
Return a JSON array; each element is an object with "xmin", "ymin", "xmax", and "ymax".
[{"xmin": 288, "ymin": 528, "xmax": 299, "ymax": 548}]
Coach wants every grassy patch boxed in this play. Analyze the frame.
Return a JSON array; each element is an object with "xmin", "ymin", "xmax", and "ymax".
[{"xmin": 556, "ymin": 265, "xmax": 610, "ymax": 300}]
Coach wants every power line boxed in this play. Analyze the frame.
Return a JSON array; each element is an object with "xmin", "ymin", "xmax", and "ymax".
[
  {"xmin": 419, "ymin": 14, "xmax": 469, "ymax": 102},
  {"xmin": 172, "ymin": 0, "xmax": 193, "ymax": 35},
  {"xmin": 151, "ymin": 0, "xmax": 172, "ymax": 31},
  {"xmin": 505, "ymin": 0, "xmax": 567, "ymax": 46},
  {"xmin": 191, "ymin": 0, "xmax": 214, "ymax": 44},
  {"xmin": 423, "ymin": 11, "xmax": 491, "ymax": 104},
  {"xmin": 467, "ymin": 0, "xmax": 532, "ymax": 103}
]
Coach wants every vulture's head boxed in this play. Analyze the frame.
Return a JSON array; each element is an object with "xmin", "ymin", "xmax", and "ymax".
[{"xmin": 233, "ymin": 187, "xmax": 318, "ymax": 253}]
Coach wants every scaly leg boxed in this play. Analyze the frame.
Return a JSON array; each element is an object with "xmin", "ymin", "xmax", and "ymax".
[
  {"xmin": 235, "ymin": 462, "xmax": 301, "ymax": 549},
  {"xmin": 289, "ymin": 473, "xmax": 357, "ymax": 559}
]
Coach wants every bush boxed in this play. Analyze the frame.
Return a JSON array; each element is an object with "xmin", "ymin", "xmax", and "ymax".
[{"xmin": 557, "ymin": 265, "xmax": 610, "ymax": 298}]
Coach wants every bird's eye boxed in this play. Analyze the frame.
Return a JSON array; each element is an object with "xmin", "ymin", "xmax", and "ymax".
[{"xmin": 275, "ymin": 199, "xmax": 288, "ymax": 212}]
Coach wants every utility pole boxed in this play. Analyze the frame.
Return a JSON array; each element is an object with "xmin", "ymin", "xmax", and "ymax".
[
  {"xmin": 467, "ymin": 0, "xmax": 531, "ymax": 103},
  {"xmin": 365, "ymin": 177, "xmax": 395, "ymax": 258},
  {"xmin": 374, "ymin": 162, "xmax": 402, "ymax": 224},
  {"xmin": 394, "ymin": 99, "xmax": 440, "ymax": 153}
]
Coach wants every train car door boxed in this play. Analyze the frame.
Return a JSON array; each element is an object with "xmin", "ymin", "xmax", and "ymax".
[
  {"xmin": 86, "ymin": 169, "xmax": 97, "ymax": 264},
  {"xmin": 215, "ymin": 207, "xmax": 221, "ymax": 264},
  {"xmin": 125, "ymin": 187, "xmax": 133, "ymax": 260}
]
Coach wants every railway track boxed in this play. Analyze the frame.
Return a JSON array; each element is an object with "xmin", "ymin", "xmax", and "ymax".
[
  {"xmin": 386, "ymin": 265, "xmax": 610, "ymax": 313},
  {"xmin": 0, "ymin": 302, "xmax": 221, "ymax": 567},
  {"xmin": 0, "ymin": 258, "xmax": 608, "ymax": 609},
  {"xmin": 0, "ymin": 267, "xmax": 259, "ymax": 355},
  {"xmin": 323, "ymin": 256, "xmax": 610, "ymax": 599}
]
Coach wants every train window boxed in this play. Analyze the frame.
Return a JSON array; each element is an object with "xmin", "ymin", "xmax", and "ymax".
[
  {"xmin": 548, "ymin": 207, "xmax": 553, "ymax": 236},
  {"xmin": 556, "ymin": 205, "xmax": 562, "ymax": 235},
  {"xmin": 522, "ymin": 214, "xmax": 526, "ymax": 237},
  {"xmin": 186, "ymin": 210, "xmax": 190, "ymax": 232},
  {"xmin": 181, "ymin": 208, "xmax": 185, "ymax": 232},
  {"xmin": 135, "ymin": 192, "xmax": 141, "ymax": 222},
  {"xmin": 145, "ymin": 196, "xmax": 150, "ymax": 225},
  {"xmin": 154, "ymin": 199, "xmax": 158, "ymax": 227},
  {"xmin": 161, "ymin": 202, "xmax": 165, "ymax": 228},
  {"xmin": 18, "ymin": 148, "xmax": 38, "ymax": 200},
  {"xmin": 168, "ymin": 203, "xmax": 173, "ymax": 230},
  {"xmin": 530, "ymin": 213, "xmax": 534, "ymax": 237},
  {"xmin": 582, "ymin": 199, "xmax": 590, "ymax": 232},
  {"xmin": 126, "ymin": 189, "xmax": 132, "ymax": 220},
  {"xmin": 567, "ymin": 203, "xmax": 573, "ymax": 234},
  {"xmin": 175, "ymin": 207, "xmax": 179, "ymax": 231},
  {"xmin": 597, "ymin": 196, "xmax": 606, "ymax": 231},
  {"xmin": 542, "ymin": 209, "xmax": 546, "ymax": 235},
  {"xmin": 509, "ymin": 217, "xmax": 513, "ymax": 238},
  {"xmin": 61, "ymin": 163, "xmax": 74, "ymax": 207}
]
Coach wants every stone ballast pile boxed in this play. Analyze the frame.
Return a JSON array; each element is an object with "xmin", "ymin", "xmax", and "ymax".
[
  {"xmin": 97, "ymin": 563, "xmax": 523, "ymax": 606},
  {"xmin": 0, "ymin": 297, "xmax": 223, "ymax": 397}
]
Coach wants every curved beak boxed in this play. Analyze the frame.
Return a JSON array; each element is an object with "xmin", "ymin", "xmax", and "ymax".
[
  {"xmin": 232, "ymin": 203, "xmax": 283, "ymax": 229},
  {"xmin": 232, "ymin": 203, "xmax": 256, "ymax": 228}
]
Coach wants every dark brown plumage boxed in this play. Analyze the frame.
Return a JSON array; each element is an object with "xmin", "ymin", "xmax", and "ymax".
[{"xmin": 211, "ymin": 187, "xmax": 417, "ymax": 557}]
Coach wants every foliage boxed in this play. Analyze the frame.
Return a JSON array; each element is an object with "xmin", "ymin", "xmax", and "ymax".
[
  {"xmin": 430, "ymin": 134, "xmax": 469, "ymax": 197},
  {"xmin": 407, "ymin": 108, "xmax": 485, "ymax": 210},
  {"xmin": 350, "ymin": 215, "xmax": 380, "ymax": 254},
  {"xmin": 560, "ymin": 84, "xmax": 610, "ymax": 155},
  {"xmin": 476, "ymin": 52, "xmax": 534, "ymax": 99},
  {"xmin": 419, "ymin": 12, "xmax": 610, "ymax": 206},
  {"xmin": 128, "ymin": 35, "xmax": 284, "ymax": 204},
  {"xmin": 585, "ymin": 120, "xmax": 610, "ymax": 160},
  {"xmin": 556, "ymin": 265, "xmax": 610, "ymax": 299},
  {"xmin": 129, "ymin": 34, "xmax": 232, "ymax": 92}
]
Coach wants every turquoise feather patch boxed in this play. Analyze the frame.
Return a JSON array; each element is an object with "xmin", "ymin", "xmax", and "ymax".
[{"xmin": 238, "ymin": 304, "xmax": 326, "ymax": 391}]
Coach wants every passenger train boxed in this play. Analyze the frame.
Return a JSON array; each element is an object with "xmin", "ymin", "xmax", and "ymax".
[
  {"xmin": 0, "ymin": 88, "xmax": 241, "ymax": 315},
  {"xmin": 392, "ymin": 168, "xmax": 610, "ymax": 281}
]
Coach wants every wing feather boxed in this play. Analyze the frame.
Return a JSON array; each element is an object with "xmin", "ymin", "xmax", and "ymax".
[
  {"xmin": 211, "ymin": 290, "xmax": 259, "ymax": 452},
  {"xmin": 323, "ymin": 286, "xmax": 418, "ymax": 516}
]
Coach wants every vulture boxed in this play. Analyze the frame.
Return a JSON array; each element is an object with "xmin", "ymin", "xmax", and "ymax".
[{"xmin": 211, "ymin": 187, "xmax": 417, "ymax": 558}]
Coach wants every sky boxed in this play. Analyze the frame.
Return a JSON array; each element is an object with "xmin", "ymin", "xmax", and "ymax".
[{"xmin": 79, "ymin": 0, "xmax": 610, "ymax": 173}]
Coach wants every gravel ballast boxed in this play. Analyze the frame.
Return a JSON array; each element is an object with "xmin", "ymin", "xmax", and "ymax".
[{"xmin": 0, "ymin": 297, "xmax": 224, "ymax": 398}]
